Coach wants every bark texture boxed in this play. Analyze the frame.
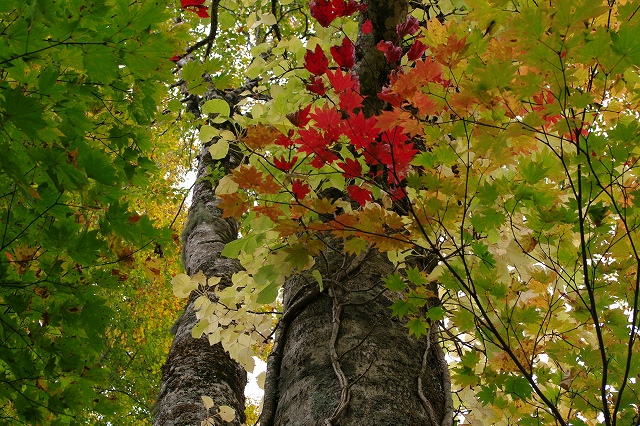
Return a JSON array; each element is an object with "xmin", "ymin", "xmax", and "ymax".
[
  {"xmin": 154, "ymin": 140, "xmax": 246, "ymax": 426},
  {"xmin": 268, "ymin": 249, "xmax": 450, "ymax": 426}
]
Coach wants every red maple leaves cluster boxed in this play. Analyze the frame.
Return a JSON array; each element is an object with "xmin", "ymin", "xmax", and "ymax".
[
  {"xmin": 272, "ymin": 10, "xmax": 427, "ymax": 206},
  {"xmin": 180, "ymin": 0, "xmax": 209, "ymax": 18},
  {"xmin": 274, "ymin": 93, "xmax": 419, "ymax": 204},
  {"xmin": 309, "ymin": 0, "xmax": 366, "ymax": 27}
]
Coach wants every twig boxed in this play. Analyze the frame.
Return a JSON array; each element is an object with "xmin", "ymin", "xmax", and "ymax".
[
  {"xmin": 325, "ymin": 296, "xmax": 350, "ymax": 426},
  {"xmin": 418, "ymin": 325, "xmax": 440, "ymax": 426}
]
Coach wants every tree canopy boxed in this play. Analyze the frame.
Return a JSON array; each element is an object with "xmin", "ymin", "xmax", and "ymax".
[{"xmin": 2, "ymin": 0, "xmax": 640, "ymax": 425}]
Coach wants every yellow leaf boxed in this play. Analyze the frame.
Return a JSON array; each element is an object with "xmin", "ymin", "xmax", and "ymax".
[
  {"xmin": 201, "ymin": 395, "xmax": 214, "ymax": 410},
  {"xmin": 209, "ymin": 140, "xmax": 230, "ymax": 160},
  {"xmin": 216, "ymin": 175, "xmax": 239, "ymax": 195},
  {"xmin": 218, "ymin": 405, "xmax": 236, "ymax": 422},
  {"xmin": 171, "ymin": 274, "xmax": 197, "ymax": 298}
]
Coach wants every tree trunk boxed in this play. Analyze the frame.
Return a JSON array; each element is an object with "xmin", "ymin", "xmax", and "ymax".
[
  {"xmin": 260, "ymin": 1, "xmax": 453, "ymax": 425},
  {"xmin": 262, "ymin": 249, "xmax": 451, "ymax": 426},
  {"xmin": 154, "ymin": 139, "xmax": 246, "ymax": 426}
]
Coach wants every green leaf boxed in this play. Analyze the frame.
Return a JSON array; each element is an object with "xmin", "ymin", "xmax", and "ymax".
[
  {"xmin": 383, "ymin": 273, "xmax": 406, "ymax": 291},
  {"xmin": 209, "ymin": 140, "xmax": 230, "ymax": 160},
  {"xmin": 312, "ymin": 269, "xmax": 324, "ymax": 291},
  {"xmin": 406, "ymin": 318, "xmax": 428, "ymax": 338},
  {"xmin": 202, "ymin": 99, "xmax": 231, "ymax": 117},
  {"xmin": 256, "ymin": 282, "xmax": 279, "ymax": 304}
]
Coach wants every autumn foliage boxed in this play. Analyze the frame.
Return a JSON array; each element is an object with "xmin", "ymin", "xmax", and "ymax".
[{"xmin": 176, "ymin": 0, "xmax": 640, "ymax": 424}]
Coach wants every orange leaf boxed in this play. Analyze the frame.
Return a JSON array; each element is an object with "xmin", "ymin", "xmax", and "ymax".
[
  {"xmin": 219, "ymin": 193, "xmax": 251, "ymax": 218},
  {"xmin": 232, "ymin": 164, "xmax": 266, "ymax": 189},
  {"xmin": 242, "ymin": 125, "xmax": 281, "ymax": 150}
]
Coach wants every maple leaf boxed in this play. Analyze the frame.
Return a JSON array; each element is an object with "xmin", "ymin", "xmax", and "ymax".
[
  {"xmin": 310, "ymin": 0, "xmax": 336, "ymax": 27},
  {"xmin": 362, "ymin": 19, "xmax": 373, "ymax": 34},
  {"xmin": 407, "ymin": 40, "xmax": 427, "ymax": 61},
  {"xmin": 257, "ymin": 175, "xmax": 283, "ymax": 194},
  {"xmin": 332, "ymin": 0, "xmax": 366, "ymax": 17},
  {"xmin": 312, "ymin": 197, "xmax": 337, "ymax": 214},
  {"xmin": 410, "ymin": 92, "xmax": 439, "ymax": 115},
  {"xmin": 304, "ymin": 45, "xmax": 329, "ymax": 76},
  {"xmin": 243, "ymin": 125, "xmax": 281, "ymax": 150},
  {"xmin": 337, "ymin": 157, "xmax": 362, "ymax": 178},
  {"xmin": 341, "ymin": 111, "xmax": 380, "ymax": 149},
  {"xmin": 393, "ymin": 59, "xmax": 443, "ymax": 100},
  {"xmin": 254, "ymin": 204, "xmax": 285, "ymax": 222},
  {"xmin": 378, "ymin": 85, "xmax": 403, "ymax": 107},
  {"xmin": 275, "ymin": 133, "xmax": 295, "ymax": 147},
  {"xmin": 396, "ymin": 16, "xmax": 420, "ymax": 37},
  {"xmin": 347, "ymin": 185, "xmax": 372, "ymax": 206},
  {"xmin": 330, "ymin": 37, "xmax": 356, "ymax": 69},
  {"xmin": 219, "ymin": 193, "xmax": 250, "ymax": 218},
  {"xmin": 434, "ymin": 34, "xmax": 468, "ymax": 67},
  {"xmin": 298, "ymin": 128, "xmax": 333, "ymax": 154},
  {"xmin": 292, "ymin": 180, "xmax": 311, "ymax": 199},
  {"xmin": 274, "ymin": 156, "xmax": 298, "ymax": 171},
  {"xmin": 286, "ymin": 104, "xmax": 312, "ymax": 127},
  {"xmin": 307, "ymin": 76, "xmax": 327, "ymax": 95},
  {"xmin": 310, "ymin": 106, "xmax": 342, "ymax": 134},
  {"xmin": 376, "ymin": 110, "xmax": 423, "ymax": 136},
  {"xmin": 232, "ymin": 164, "xmax": 266, "ymax": 189},
  {"xmin": 326, "ymin": 69, "xmax": 358, "ymax": 93},
  {"xmin": 339, "ymin": 89, "xmax": 363, "ymax": 111},
  {"xmin": 310, "ymin": 149, "xmax": 338, "ymax": 168},
  {"xmin": 376, "ymin": 40, "xmax": 403, "ymax": 63}
]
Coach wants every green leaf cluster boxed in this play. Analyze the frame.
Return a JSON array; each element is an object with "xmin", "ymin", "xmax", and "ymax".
[{"xmin": 0, "ymin": 1, "xmax": 184, "ymax": 423}]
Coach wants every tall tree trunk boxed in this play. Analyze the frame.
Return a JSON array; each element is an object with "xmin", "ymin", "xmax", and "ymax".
[
  {"xmin": 154, "ymin": 137, "xmax": 246, "ymax": 426},
  {"xmin": 260, "ymin": 1, "xmax": 453, "ymax": 425}
]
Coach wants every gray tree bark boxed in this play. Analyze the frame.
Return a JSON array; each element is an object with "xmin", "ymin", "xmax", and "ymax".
[
  {"xmin": 260, "ymin": 1, "xmax": 453, "ymax": 425},
  {"xmin": 153, "ymin": 138, "xmax": 246, "ymax": 426}
]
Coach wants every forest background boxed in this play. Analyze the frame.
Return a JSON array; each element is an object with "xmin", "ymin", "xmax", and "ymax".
[{"xmin": 1, "ymin": 0, "xmax": 640, "ymax": 425}]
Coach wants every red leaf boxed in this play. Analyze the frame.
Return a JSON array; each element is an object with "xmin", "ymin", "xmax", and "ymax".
[
  {"xmin": 347, "ymin": 185, "xmax": 372, "ymax": 206},
  {"xmin": 310, "ymin": 0, "xmax": 336, "ymax": 27},
  {"xmin": 339, "ymin": 89, "xmax": 363, "ymax": 111},
  {"xmin": 311, "ymin": 106, "xmax": 342, "ymax": 136},
  {"xmin": 396, "ymin": 16, "xmax": 419, "ymax": 37},
  {"xmin": 330, "ymin": 37, "xmax": 356, "ymax": 69},
  {"xmin": 274, "ymin": 156, "xmax": 298, "ymax": 171},
  {"xmin": 304, "ymin": 45, "xmax": 329, "ymax": 76},
  {"xmin": 307, "ymin": 76, "xmax": 327, "ymax": 95},
  {"xmin": 332, "ymin": 0, "xmax": 366, "ymax": 17},
  {"xmin": 311, "ymin": 150, "xmax": 338, "ymax": 168},
  {"xmin": 275, "ymin": 134, "xmax": 296, "ymax": 147},
  {"xmin": 342, "ymin": 111, "xmax": 379, "ymax": 149},
  {"xmin": 326, "ymin": 69, "xmax": 358, "ymax": 93},
  {"xmin": 286, "ymin": 104, "xmax": 312, "ymax": 127},
  {"xmin": 376, "ymin": 40, "xmax": 402, "ymax": 63},
  {"xmin": 407, "ymin": 40, "xmax": 427, "ymax": 61},
  {"xmin": 169, "ymin": 55, "xmax": 181, "ymax": 62},
  {"xmin": 194, "ymin": 6, "xmax": 210, "ymax": 18},
  {"xmin": 181, "ymin": 0, "xmax": 205, "ymax": 6},
  {"xmin": 362, "ymin": 19, "xmax": 373, "ymax": 34},
  {"xmin": 378, "ymin": 86, "xmax": 403, "ymax": 107},
  {"xmin": 337, "ymin": 158, "xmax": 362, "ymax": 178},
  {"xmin": 298, "ymin": 128, "xmax": 332, "ymax": 154},
  {"xmin": 292, "ymin": 180, "xmax": 311, "ymax": 199}
]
